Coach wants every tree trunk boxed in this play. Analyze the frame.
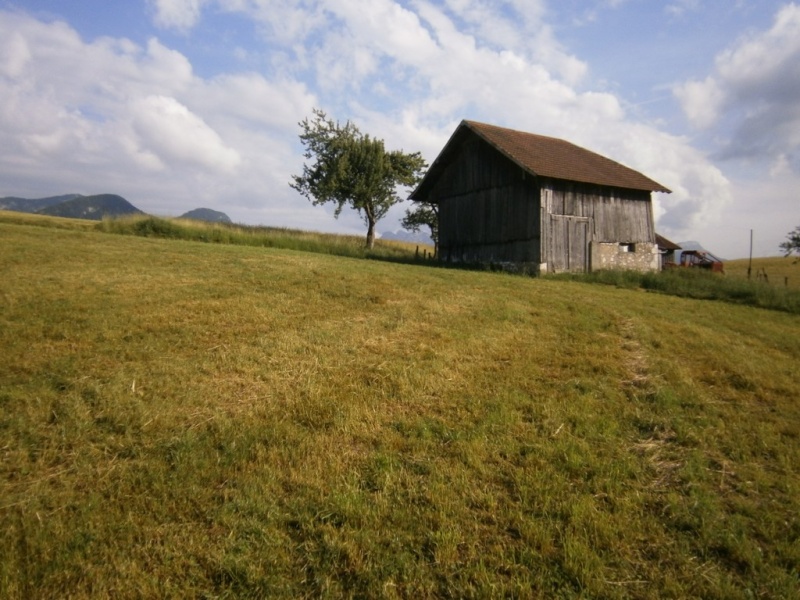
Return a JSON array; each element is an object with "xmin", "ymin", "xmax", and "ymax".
[{"xmin": 365, "ymin": 218, "xmax": 376, "ymax": 249}]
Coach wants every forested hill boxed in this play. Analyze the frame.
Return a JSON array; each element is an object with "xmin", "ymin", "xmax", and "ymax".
[
  {"xmin": 0, "ymin": 194, "xmax": 82, "ymax": 212},
  {"xmin": 179, "ymin": 207, "xmax": 232, "ymax": 223},
  {"xmin": 35, "ymin": 194, "xmax": 144, "ymax": 220},
  {"xmin": 1, "ymin": 194, "xmax": 234, "ymax": 223}
]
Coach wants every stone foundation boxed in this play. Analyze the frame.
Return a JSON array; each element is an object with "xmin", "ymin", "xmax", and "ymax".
[{"xmin": 590, "ymin": 242, "xmax": 659, "ymax": 273}]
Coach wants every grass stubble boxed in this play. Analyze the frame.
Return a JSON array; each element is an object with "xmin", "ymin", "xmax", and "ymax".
[{"xmin": 1, "ymin": 218, "xmax": 798, "ymax": 598}]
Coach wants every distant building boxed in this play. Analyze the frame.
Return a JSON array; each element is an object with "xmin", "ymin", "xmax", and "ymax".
[
  {"xmin": 656, "ymin": 234, "xmax": 682, "ymax": 270},
  {"xmin": 410, "ymin": 120, "xmax": 671, "ymax": 274}
]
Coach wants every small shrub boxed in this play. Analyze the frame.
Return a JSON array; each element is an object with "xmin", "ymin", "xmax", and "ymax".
[{"xmin": 132, "ymin": 216, "xmax": 184, "ymax": 238}]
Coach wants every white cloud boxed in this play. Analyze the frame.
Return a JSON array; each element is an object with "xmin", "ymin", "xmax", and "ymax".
[
  {"xmin": 571, "ymin": 0, "xmax": 633, "ymax": 27},
  {"xmin": 129, "ymin": 95, "xmax": 241, "ymax": 172},
  {"xmin": 435, "ymin": 0, "xmax": 586, "ymax": 84},
  {"xmin": 716, "ymin": 3, "xmax": 800, "ymax": 87},
  {"xmin": 0, "ymin": 2, "xmax": 749, "ymax": 249},
  {"xmin": 672, "ymin": 77, "xmax": 725, "ymax": 128},
  {"xmin": 218, "ymin": 0, "xmax": 327, "ymax": 46},
  {"xmin": 674, "ymin": 3, "xmax": 800, "ymax": 166},
  {"xmin": 0, "ymin": 30, "xmax": 32, "ymax": 78},
  {"xmin": 0, "ymin": 9, "xmax": 324, "ymax": 226},
  {"xmin": 139, "ymin": 38, "xmax": 195, "ymax": 89},
  {"xmin": 303, "ymin": 0, "xmax": 732, "ymax": 243},
  {"xmin": 665, "ymin": 0, "xmax": 700, "ymax": 17},
  {"xmin": 196, "ymin": 73, "xmax": 316, "ymax": 128},
  {"xmin": 148, "ymin": 0, "xmax": 208, "ymax": 31}
]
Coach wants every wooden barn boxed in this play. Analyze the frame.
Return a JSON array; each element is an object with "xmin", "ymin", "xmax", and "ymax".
[{"xmin": 410, "ymin": 120, "xmax": 671, "ymax": 274}]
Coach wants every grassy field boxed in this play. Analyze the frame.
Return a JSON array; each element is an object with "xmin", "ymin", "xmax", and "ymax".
[
  {"xmin": 0, "ymin": 210, "xmax": 432, "ymax": 262},
  {"xmin": 94, "ymin": 213, "xmax": 430, "ymax": 262},
  {"xmin": 725, "ymin": 256, "xmax": 800, "ymax": 290},
  {"xmin": 0, "ymin": 210, "xmax": 98, "ymax": 232},
  {"xmin": 548, "ymin": 265, "xmax": 800, "ymax": 314},
  {"xmin": 1, "ymin": 219, "xmax": 799, "ymax": 598}
]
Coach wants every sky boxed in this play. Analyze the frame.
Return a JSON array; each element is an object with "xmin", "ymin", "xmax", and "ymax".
[{"xmin": 1, "ymin": 0, "xmax": 798, "ymax": 258}]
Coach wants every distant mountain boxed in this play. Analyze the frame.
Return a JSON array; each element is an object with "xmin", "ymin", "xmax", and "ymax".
[
  {"xmin": 381, "ymin": 229, "xmax": 433, "ymax": 246},
  {"xmin": 0, "ymin": 194, "xmax": 83, "ymax": 213},
  {"xmin": 36, "ymin": 194, "xmax": 144, "ymax": 220},
  {"xmin": 180, "ymin": 208, "xmax": 232, "ymax": 223}
]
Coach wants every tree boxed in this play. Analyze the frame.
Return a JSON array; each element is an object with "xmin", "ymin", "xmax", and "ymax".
[
  {"xmin": 401, "ymin": 200, "xmax": 439, "ymax": 258},
  {"xmin": 779, "ymin": 225, "xmax": 800, "ymax": 259},
  {"xmin": 290, "ymin": 109, "xmax": 427, "ymax": 249}
]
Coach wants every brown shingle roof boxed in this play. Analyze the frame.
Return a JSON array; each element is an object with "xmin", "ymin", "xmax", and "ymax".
[
  {"xmin": 465, "ymin": 120, "xmax": 671, "ymax": 192},
  {"xmin": 655, "ymin": 233, "xmax": 681, "ymax": 250},
  {"xmin": 411, "ymin": 120, "xmax": 671, "ymax": 199}
]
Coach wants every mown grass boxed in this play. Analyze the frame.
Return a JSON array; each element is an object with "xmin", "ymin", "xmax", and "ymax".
[
  {"xmin": 0, "ymin": 210, "xmax": 431, "ymax": 262},
  {"xmin": 1, "ymin": 221, "xmax": 799, "ymax": 598},
  {"xmin": 0, "ymin": 210, "xmax": 97, "ymax": 232},
  {"xmin": 94, "ymin": 213, "xmax": 428, "ymax": 262},
  {"xmin": 550, "ymin": 266, "xmax": 800, "ymax": 314},
  {"xmin": 7, "ymin": 211, "xmax": 794, "ymax": 312}
]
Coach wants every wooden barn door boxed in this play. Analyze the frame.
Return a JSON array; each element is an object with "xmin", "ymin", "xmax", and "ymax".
[{"xmin": 550, "ymin": 215, "xmax": 589, "ymax": 273}]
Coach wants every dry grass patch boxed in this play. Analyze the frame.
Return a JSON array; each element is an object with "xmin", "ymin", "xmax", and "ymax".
[
  {"xmin": 1, "ymin": 222, "xmax": 799, "ymax": 598},
  {"xmin": 725, "ymin": 256, "xmax": 800, "ymax": 289}
]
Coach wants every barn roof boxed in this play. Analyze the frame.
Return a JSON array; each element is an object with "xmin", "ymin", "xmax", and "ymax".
[
  {"xmin": 411, "ymin": 120, "xmax": 671, "ymax": 200},
  {"xmin": 655, "ymin": 233, "xmax": 681, "ymax": 250}
]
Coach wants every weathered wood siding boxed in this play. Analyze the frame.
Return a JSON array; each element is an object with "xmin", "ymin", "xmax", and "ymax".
[
  {"xmin": 541, "ymin": 180, "xmax": 654, "ymax": 242},
  {"xmin": 541, "ymin": 179, "xmax": 654, "ymax": 272},
  {"xmin": 431, "ymin": 135, "xmax": 656, "ymax": 273},
  {"xmin": 437, "ymin": 137, "xmax": 541, "ymax": 264},
  {"xmin": 547, "ymin": 215, "xmax": 589, "ymax": 273}
]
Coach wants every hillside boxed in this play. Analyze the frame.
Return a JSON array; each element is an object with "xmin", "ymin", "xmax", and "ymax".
[
  {"xmin": 179, "ymin": 207, "xmax": 232, "ymax": 223},
  {"xmin": 725, "ymin": 256, "xmax": 800, "ymax": 289},
  {"xmin": 36, "ymin": 193, "xmax": 144, "ymax": 220},
  {"xmin": 0, "ymin": 193, "xmax": 82, "ymax": 212},
  {"xmin": 1, "ymin": 193, "xmax": 144, "ymax": 220},
  {"xmin": 1, "ymin": 221, "xmax": 798, "ymax": 598}
]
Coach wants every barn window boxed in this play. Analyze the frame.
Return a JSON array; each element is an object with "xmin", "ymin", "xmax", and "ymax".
[{"xmin": 619, "ymin": 243, "xmax": 634, "ymax": 253}]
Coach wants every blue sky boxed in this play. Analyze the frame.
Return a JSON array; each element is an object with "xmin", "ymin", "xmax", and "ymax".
[{"xmin": 1, "ymin": 0, "xmax": 798, "ymax": 258}]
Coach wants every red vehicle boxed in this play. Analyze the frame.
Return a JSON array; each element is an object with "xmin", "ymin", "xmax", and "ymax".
[{"xmin": 677, "ymin": 250, "xmax": 725, "ymax": 273}]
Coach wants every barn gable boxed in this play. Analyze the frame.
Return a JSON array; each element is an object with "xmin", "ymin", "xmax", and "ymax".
[{"xmin": 411, "ymin": 120, "xmax": 671, "ymax": 274}]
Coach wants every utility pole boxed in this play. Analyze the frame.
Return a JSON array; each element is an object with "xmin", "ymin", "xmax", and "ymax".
[{"xmin": 747, "ymin": 229, "xmax": 753, "ymax": 279}]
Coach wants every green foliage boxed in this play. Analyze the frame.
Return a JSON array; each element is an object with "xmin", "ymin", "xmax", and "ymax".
[
  {"xmin": 779, "ymin": 225, "xmax": 800, "ymax": 257},
  {"xmin": 401, "ymin": 200, "xmax": 439, "ymax": 256},
  {"xmin": 291, "ymin": 109, "xmax": 427, "ymax": 249},
  {"xmin": 117, "ymin": 215, "xmax": 185, "ymax": 238},
  {"xmin": 550, "ymin": 267, "xmax": 800, "ymax": 314}
]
